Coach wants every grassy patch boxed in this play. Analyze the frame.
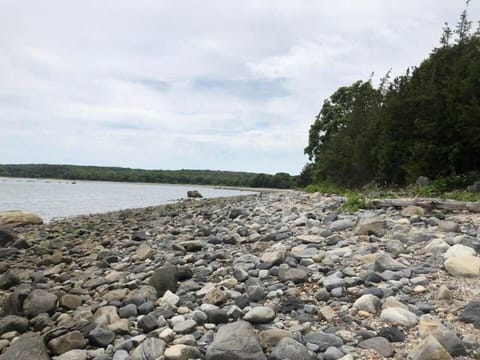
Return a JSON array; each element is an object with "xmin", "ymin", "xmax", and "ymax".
[{"xmin": 339, "ymin": 193, "xmax": 367, "ymax": 212}]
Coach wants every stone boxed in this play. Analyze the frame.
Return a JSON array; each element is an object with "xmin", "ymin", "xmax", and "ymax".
[
  {"xmin": 0, "ymin": 211, "xmax": 43, "ymax": 227},
  {"xmin": 459, "ymin": 301, "xmax": 480, "ymax": 329},
  {"xmin": 443, "ymin": 244, "xmax": 476, "ymax": 259},
  {"xmin": 438, "ymin": 221, "xmax": 459, "ymax": 233},
  {"xmin": 164, "ymin": 344, "xmax": 201, "ymax": 360},
  {"xmin": 203, "ymin": 288, "xmax": 226, "ymax": 305},
  {"xmin": 136, "ymin": 243, "xmax": 155, "ymax": 260},
  {"xmin": 444, "ymin": 255, "xmax": 480, "ymax": 277},
  {"xmin": 297, "ymin": 234, "xmax": 323, "ymax": 244},
  {"xmin": 162, "ymin": 290, "xmax": 180, "ymax": 306},
  {"xmin": 329, "ymin": 219, "xmax": 355, "ymax": 232},
  {"xmin": 173, "ymin": 319, "xmax": 197, "ymax": 334},
  {"xmin": 149, "ymin": 263, "xmax": 178, "ymax": 297},
  {"xmin": 88, "ymin": 326, "xmax": 115, "ymax": 346},
  {"xmin": 278, "ymin": 266, "xmax": 308, "ymax": 283},
  {"xmin": 271, "ymin": 337, "xmax": 313, "ymax": 360},
  {"xmin": 0, "ymin": 315, "xmax": 28, "ymax": 335},
  {"xmin": 323, "ymin": 347, "xmax": 344, "ymax": 360},
  {"xmin": 138, "ymin": 313, "xmax": 159, "ymax": 333},
  {"xmin": 359, "ymin": 336, "xmax": 394, "ymax": 357},
  {"xmin": 408, "ymin": 335, "xmax": 453, "ymax": 360},
  {"xmin": 0, "ymin": 228, "xmax": 16, "ymax": 247},
  {"xmin": 303, "ymin": 332, "xmax": 343, "ymax": 351},
  {"xmin": 178, "ymin": 240, "xmax": 204, "ymax": 252},
  {"xmin": 187, "ymin": 190, "xmax": 202, "ymax": 198},
  {"xmin": 261, "ymin": 249, "xmax": 286, "ymax": 267},
  {"xmin": 378, "ymin": 327, "xmax": 405, "ymax": 342},
  {"xmin": 0, "ymin": 332, "xmax": 49, "ymax": 360},
  {"xmin": 131, "ymin": 338, "xmax": 167, "ymax": 360},
  {"xmin": 0, "ymin": 271, "xmax": 20, "ymax": 290},
  {"xmin": 246, "ymin": 285, "xmax": 265, "ymax": 302},
  {"xmin": 374, "ymin": 253, "xmax": 406, "ymax": 272},
  {"xmin": 425, "ymin": 239, "xmax": 450, "ymax": 255},
  {"xmin": 243, "ymin": 306, "xmax": 275, "ymax": 324},
  {"xmin": 354, "ymin": 218, "xmax": 387, "ymax": 237},
  {"xmin": 60, "ymin": 294, "xmax": 82, "ymax": 309},
  {"xmin": 323, "ymin": 274, "xmax": 345, "ymax": 290},
  {"xmin": 380, "ymin": 308, "xmax": 418, "ymax": 327},
  {"xmin": 48, "ymin": 331, "xmax": 86, "ymax": 355},
  {"xmin": 56, "ymin": 350, "xmax": 88, "ymax": 360},
  {"xmin": 207, "ymin": 308, "xmax": 228, "ymax": 324},
  {"xmin": 23, "ymin": 289, "xmax": 58, "ymax": 317},
  {"xmin": 206, "ymin": 321, "xmax": 266, "ymax": 360},
  {"xmin": 258, "ymin": 328, "xmax": 292, "ymax": 347},
  {"xmin": 402, "ymin": 205, "xmax": 425, "ymax": 217},
  {"xmin": 125, "ymin": 286, "xmax": 157, "ymax": 306},
  {"xmin": 93, "ymin": 306, "xmax": 120, "ymax": 326},
  {"xmin": 352, "ymin": 294, "xmax": 381, "ymax": 313}
]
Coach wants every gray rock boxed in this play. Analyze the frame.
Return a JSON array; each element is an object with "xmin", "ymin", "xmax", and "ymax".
[
  {"xmin": 323, "ymin": 347, "xmax": 344, "ymax": 360},
  {"xmin": 125, "ymin": 286, "xmax": 158, "ymax": 306},
  {"xmin": 261, "ymin": 249, "xmax": 286, "ymax": 267},
  {"xmin": 149, "ymin": 263, "xmax": 178, "ymax": 297},
  {"xmin": 323, "ymin": 274, "xmax": 345, "ymax": 290},
  {"xmin": 89, "ymin": 326, "xmax": 115, "ymax": 346},
  {"xmin": 0, "ymin": 271, "xmax": 20, "ymax": 290},
  {"xmin": 173, "ymin": 319, "xmax": 197, "ymax": 334},
  {"xmin": 459, "ymin": 300, "xmax": 480, "ymax": 329},
  {"xmin": 48, "ymin": 331, "xmax": 86, "ymax": 355},
  {"xmin": 0, "ymin": 228, "xmax": 16, "ymax": 247},
  {"xmin": 206, "ymin": 321, "xmax": 266, "ymax": 360},
  {"xmin": 329, "ymin": 219, "xmax": 355, "ymax": 232},
  {"xmin": 380, "ymin": 307, "xmax": 418, "ymax": 327},
  {"xmin": 374, "ymin": 253, "xmax": 406, "ymax": 272},
  {"xmin": 303, "ymin": 332, "xmax": 343, "ymax": 351},
  {"xmin": 271, "ymin": 337, "xmax": 313, "ymax": 360},
  {"xmin": 352, "ymin": 294, "xmax": 381, "ymax": 313},
  {"xmin": 0, "ymin": 332, "xmax": 49, "ymax": 360},
  {"xmin": 56, "ymin": 349, "xmax": 88, "ymax": 360},
  {"xmin": 0, "ymin": 315, "xmax": 29, "ymax": 335},
  {"xmin": 438, "ymin": 221, "xmax": 460, "ymax": 233},
  {"xmin": 243, "ymin": 306, "xmax": 275, "ymax": 324},
  {"xmin": 23, "ymin": 289, "xmax": 58, "ymax": 317},
  {"xmin": 246, "ymin": 285, "xmax": 265, "ymax": 302},
  {"xmin": 359, "ymin": 336, "xmax": 394, "ymax": 357},
  {"xmin": 131, "ymin": 338, "xmax": 167, "ymax": 360},
  {"xmin": 278, "ymin": 266, "xmax": 309, "ymax": 283},
  {"xmin": 164, "ymin": 344, "xmax": 201, "ymax": 360},
  {"xmin": 187, "ymin": 190, "xmax": 202, "ymax": 198}
]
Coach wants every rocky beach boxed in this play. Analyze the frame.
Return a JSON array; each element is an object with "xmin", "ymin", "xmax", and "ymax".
[{"xmin": 0, "ymin": 191, "xmax": 479, "ymax": 360}]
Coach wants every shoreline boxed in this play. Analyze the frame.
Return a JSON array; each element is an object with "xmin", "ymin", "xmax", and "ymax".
[{"xmin": 0, "ymin": 191, "xmax": 479, "ymax": 359}]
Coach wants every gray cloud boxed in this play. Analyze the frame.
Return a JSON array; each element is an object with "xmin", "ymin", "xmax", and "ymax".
[{"xmin": 0, "ymin": 0, "xmax": 478, "ymax": 174}]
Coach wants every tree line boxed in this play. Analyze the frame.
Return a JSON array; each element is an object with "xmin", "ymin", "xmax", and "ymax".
[
  {"xmin": 0, "ymin": 164, "xmax": 297, "ymax": 189},
  {"xmin": 303, "ymin": 5, "xmax": 480, "ymax": 188}
]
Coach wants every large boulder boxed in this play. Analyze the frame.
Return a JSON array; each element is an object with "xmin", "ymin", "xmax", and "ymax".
[
  {"xmin": 0, "ymin": 211, "xmax": 43, "ymax": 227},
  {"xmin": 0, "ymin": 332, "xmax": 50, "ymax": 360},
  {"xmin": 23, "ymin": 289, "xmax": 58, "ymax": 317},
  {"xmin": 444, "ymin": 255, "xmax": 480, "ymax": 277},
  {"xmin": 206, "ymin": 321, "xmax": 266, "ymax": 360}
]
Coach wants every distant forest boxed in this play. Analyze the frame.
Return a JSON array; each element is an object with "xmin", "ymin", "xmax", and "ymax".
[
  {"xmin": 0, "ymin": 164, "xmax": 297, "ymax": 189},
  {"xmin": 302, "ymin": 5, "xmax": 480, "ymax": 188}
]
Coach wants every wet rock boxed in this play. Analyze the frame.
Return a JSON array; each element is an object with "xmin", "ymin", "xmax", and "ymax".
[
  {"xmin": 206, "ymin": 321, "xmax": 266, "ymax": 360},
  {"xmin": 187, "ymin": 190, "xmax": 202, "ymax": 198}
]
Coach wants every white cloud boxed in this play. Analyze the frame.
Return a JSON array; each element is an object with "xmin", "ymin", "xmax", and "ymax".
[{"xmin": 0, "ymin": 0, "xmax": 479, "ymax": 174}]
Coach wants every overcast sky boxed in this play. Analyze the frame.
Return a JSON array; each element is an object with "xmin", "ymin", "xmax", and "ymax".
[{"xmin": 1, "ymin": 1, "xmax": 479, "ymax": 175}]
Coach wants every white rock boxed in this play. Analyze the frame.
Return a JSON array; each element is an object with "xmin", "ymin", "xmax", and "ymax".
[{"xmin": 443, "ymin": 244, "xmax": 476, "ymax": 259}]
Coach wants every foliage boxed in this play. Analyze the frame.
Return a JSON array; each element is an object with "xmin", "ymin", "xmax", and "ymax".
[
  {"xmin": 0, "ymin": 164, "xmax": 297, "ymax": 189},
  {"xmin": 339, "ymin": 193, "xmax": 367, "ymax": 213},
  {"xmin": 305, "ymin": 5, "xmax": 480, "ymax": 188}
]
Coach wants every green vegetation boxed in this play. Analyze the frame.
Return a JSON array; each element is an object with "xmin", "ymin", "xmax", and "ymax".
[
  {"xmin": 303, "ymin": 5, "xmax": 480, "ymax": 191},
  {"xmin": 0, "ymin": 164, "xmax": 297, "ymax": 189}
]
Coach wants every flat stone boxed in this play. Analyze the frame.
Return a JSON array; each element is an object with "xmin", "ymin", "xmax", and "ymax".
[
  {"xmin": 48, "ymin": 331, "xmax": 86, "ymax": 355},
  {"xmin": 60, "ymin": 294, "xmax": 82, "ymax": 309},
  {"xmin": 136, "ymin": 243, "xmax": 155, "ymax": 260},
  {"xmin": 88, "ymin": 326, "xmax": 115, "ymax": 346},
  {"xmin": 164, "ymin": 344, "xmax": 201, "ymax": 360},
  {"xmin": 0, "ymin": 315, "xmax": 28, "ymax": 335},
  {"xmin": 173, "ymin": 319, "xmax": 197, "ymax": 334},
  {"xmin": 438, "ymin": 220, "xmax": 459, "ymax": 233},
  {"xmin": 380, "ymin": 308, "xmax": 418, "ymax": 327},
  {"xmin": 243, "ymin": 306, "xmax": 275, "ymax": 324},
  {"xmin": 206, "ymin": 321, "xmax": 266, "ymax": 360},
  {"xmin": 297, "ymin": 235, "xmax": 323, "ymax": 244},
  {"xmin": 56, "ymin": 349, "xmax": 88, "ymax": 360},
  {"xmin": 303, "ymin": 332, "xmax": 343, "ymax": 351},
  {"xmin": 278, "ymin": 266, "xmax": 308, "ymax": 283},
  {"xmin": 261, "ymin": 249, "xmax": 286, "ymax": 267},
  {"xmin": 374, "ymin": 254, "xmax": 406, "ymax": 272},
  {"xmin": 354, "ymin": 218, "xmax": 386, "ymax": 237},
  {"xmin": 329, "ymin": 219, "xmax": 355, "ymax": 232},
  {"xmin": 408, "ymin": 335, "xmax": 453, "ymax": 360}
]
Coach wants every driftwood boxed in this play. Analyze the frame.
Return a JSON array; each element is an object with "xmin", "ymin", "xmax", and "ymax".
[{"xmin": 366, "ymin": 198, "xmax": 480, "ymax": 213}]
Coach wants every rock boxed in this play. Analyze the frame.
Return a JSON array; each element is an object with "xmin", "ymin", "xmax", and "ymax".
[
  {"xmin": 258, "ymin": 329, "xmax": 292, "ymax": 347},
  {"xmin": 187, "ymin": 190, "xmax": 202, "ymax": 198},
  {"xmin": 164, "ymin": 344, "xmax": 201, "ymax": 360},
  {"xmin": 0, "ymin": 315, "xmax": 28, "ymax": 335},
  {"xmin": 261, "ymin": 249, "xmax": 286, "ymax": 267},
  {"xmin": 131, "ymin": 338, "xmax": 167, "ymax": 360},
  {"xmin": 303, "ymin": 332, "xmax": 343, "ymax": 351},
  {"xmin": 278, "ymin": 266, "xmax": 308, "ymax": 283},
  {"xmin": 297, "ymin": 235, "xmax": 323, "ymax": 244},
  {"xmin": 402, "ymin": 205, "xmax": 425, "ymax": 217},
  {"xmin": 459, "ymin": 301, "xmax": 480, "ymax": 329},
  {"xmin": 323, "ymin": 347, "xmax": 344, "ymax": 360},
  {"xmin": 359, "ymin": 337, "xmax": 394, "ymax": 357},
  {"xmin": 207, "ymin": 308, "xmax": 228, "ymax": 324},
  {"xmin": 149, "ymin": 263, "xmax": 178, "ymax": 297},
  {"xmin": 378, "ymin": 327, "xmax": 405, "ymax": 342},
  {"xmin": 203, "ymin": 288, "xmax": 226, "ymax": 305},
  {"xmin": 48, "ymin": 331, "xmax": 86, "ymax": 355},
  {"xmin": 0, "ymin": 271, "xmax": 20, "ymax": 290},
  {"xmin": 329, "ymin": 219, "xmax": 355, "ymax": 232},
  {"xmin": 243, "ymin": 306, "xmax": 275, "ymax": 324},
  {"xmin": 138, "ymin": 313, "xmax": 159, "ymax": 333},
  {"xmin": 1, "ymin": 286, "xmax": 30, "ymax": 316},
  {"xmin": 443, "ymin": 244, "xmax": 476, "ymax": 259},
  {"xmin": 206, "ymin": 321, "xmax": 266, "ymax": 360},
  {"xmin": 88, "ymin": 326, "xmax": 115, "ymax": 346},
  {"xmin": 380, "ymin": 307, "xmax": 418, "ymax": 327},
  {"xmin": 354, "ymin": 218, "xmax": 387, "ymax": 237},
  {"xmin": 0, "ymin": 332, "xmax": 49, "ymax": 360},
  {"xmin": 408, "ymin": 335, "xmax": 453, "ymax": 360},
  {"xmin": 93, "ymin": 306, "xmax": 120, "ymax": 326},
  {"xmin": 0, "ymin": 211, "xmax": 43, "ymax": 227},
  {"xmin": 271, "ymin": 337, "xmax": 313, "ymax": 360},
  {"xmin": 60, "ymin": 294, "xmax": 82, "ymax": 309},
  {"xmin": 438, "ymin": 221, "xmax": 459, "ymax": 233},
  {"xmin": 23, "ymin": 289, "xmax": 57, "ymax": 317},
  {"xmin": 0, "ymin": 228, "xmax": 16, "ymax": 247},
  {"xmin": 56, "ymin": 350, "xmax": 88, "ymax": 360},
  {"xmin": 173, "ymin": 319, "xmax": 197, "ymax": 334},
  {"xmin": 352, "ymin": 294, "xmax": 381, "ymax": 313},
  {"xmin": 161, "ymin": 290, "xmax": 180, "ymax": 306},
  {"xmin": 229, "ymin": 208, "xmax": 244, "ymax": 219},
  {"xmin": 125, "ymin": 286, "xmax": 157, "ymax": 306},
  {"xmin": 178, "ymin": 240, "xmax": 204, "ymax": 252},
  {"xmin": 425, "ymin": 239, "xmax": 450, "ymax": 255},
  {"xmin": 323, "ymin": 274, "xmax": 345, "ymax": 290},
  {"xmin": 136, "ymin": 243, "xmax": 155, "ymax": 260},
  {"xmin": 444, "ymin": 255, "xmax": 480, "ymax": 277},
  {"xmin": 374, "ymin": 253, "xmax": 406, "ymax": 272}
]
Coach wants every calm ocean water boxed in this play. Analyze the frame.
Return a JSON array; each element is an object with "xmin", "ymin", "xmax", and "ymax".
[{"xmin": 0, "ymin": 177, "xmax": 256, "ymax": 221}]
